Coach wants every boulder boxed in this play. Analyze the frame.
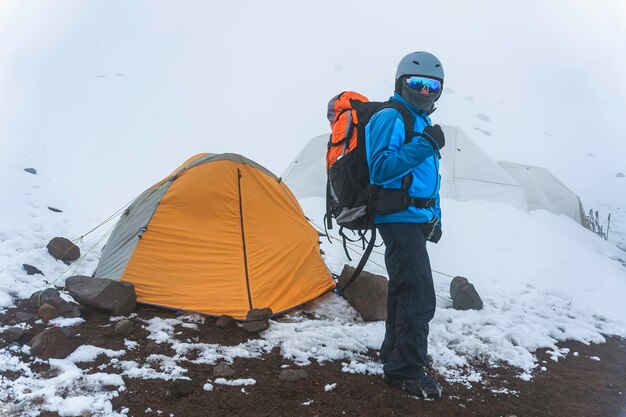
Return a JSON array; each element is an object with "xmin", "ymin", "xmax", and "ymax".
[
  {"xmin": 242, "ymin": 308, "xmax": 272, "ymax": 333},
  {"xmin": 65, "ymin": 276, "xmax": 136, "ymax": 315},
  {"xmin": 450, "ymin": 276, "xmax": 483, "ymax": 310},
  {"xmin": 29, "ymin": 327, "xmax": 76, "ymax": 359},
  {"xmin": 166, "ymin": 378, "xmax": 196, "ymax": 398},
  {"xmin": 214, "ymin": 315, "xmax": 236, "ymax": 329},
  {"xmin": 47, "ymin": 237, "xmax": 81, "ymax": 262},
  {"xmin": 38, "ymin": 303, "xmax": 58, "ymax": 323},
  {"xmin": 29, "ymin": 288, "xmax": 73, "ymax": 315},
  {"xmin": 1, "ymin": 327, "xmax": 24, "ymax": 344},
  {"xmin": 213, "ymin": 362, "xmax": 236, "ymax": 378},
  {"xmin": 617, "ymin": 172, "xmax": 625, "ymax": 178},
  {"xmin": 114, "ymin": 319, "xmax": 133, "ymax": 337},
  {"xmin": 60, "ymin": 327, "xmax": 77, "ymax": 339},
  {"xmin": 61, "ymin": 305, "xmax": 81, "ymax": 318},
  {"xmin": 24, "ymin": 168, "xmax": 37, "ymax": 175},
  {"xmin": 337, "ymin": 265, "xmax": 388, "ymax": 321},
  {"xmin": 15, "ymin": 312, "xmax": 37, "ymax": 323},
  {"xmin": 48, "ymin": 207, "xmax": 63, "ymax": 213},
  {"xmin": 23, "ymin": 264, "xmax": 44, "ymax": 276},
  {"xmin": 279, "ymin": 369, "xmax": 308, "ymax": 382}
]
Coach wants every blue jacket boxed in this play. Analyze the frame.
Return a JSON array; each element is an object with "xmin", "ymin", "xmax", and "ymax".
[{"xmin": 365, "ymin": 93, "xmax": 442, "ymax": 225}]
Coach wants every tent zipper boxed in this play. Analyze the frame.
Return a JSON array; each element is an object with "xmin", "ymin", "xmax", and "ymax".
[{"xmin": 237, "ymin": 168, "xmax": 253, "ymax": 310}]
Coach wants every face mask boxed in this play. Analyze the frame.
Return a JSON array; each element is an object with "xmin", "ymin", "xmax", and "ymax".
[{"xmin": 400, "ymin": 82, "xmax": 441, "ymax": 114}]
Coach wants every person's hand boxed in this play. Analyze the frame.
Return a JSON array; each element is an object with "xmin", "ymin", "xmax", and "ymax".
[
  {"xmin": 428, "ymin": 225, "xmax": 442, "ymax": 243},
  {"xmin": 423, "ymin": 125, "xmax": 445, "ymax": 150}
]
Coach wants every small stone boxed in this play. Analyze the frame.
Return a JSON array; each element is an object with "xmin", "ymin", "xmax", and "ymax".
[
  {"xmin": 47, "ymin": 237, "xmax": 81, "ymax": 262},
  {"xmin": 15, "ymin": 312, "xmax": 37, "ymax": 322},
  {"xmin": 242, "ymin": 307, "xmax": 272, "ymax": 333},
  {"xmin": 607, "ymin": 383, "xmax": 616, "ymax": 389},
  {"xmin": 246, "ymin": 308, "xmax": 273, "ymax": 321},
  {"xmin": 48, "ymin": 207, "xmax": 63, "ymax": 213},
  {"xmin": 24, "ymin": 168, "xmax": 37, "ymax": 175},
  {"xmin": 23, "ymin": 264, "xmax": 44, "ymax": 276},
  {"xmin": 166, "ymin": 378, "xmax": 196, "ymax": 398},
  {"xmin": 213, "ymin": 362, "xmax": 236, "ymax": 378},
  {"xmin": 145, "ymin": 341, "xmax": 162, "ymax": 355},
  {"xmin": 29, "ymin": 327, "xmax": 76, "ymax": 359},
  {"xmin": 215, "ymin": 315, "xmax": 236, "ymax": 328},
  {"xmin": 1, "ymin": 327, "xmax": 24, "ymax": 344},
  {"xmin": 114, "ymin": 319, "xmax": 133, "ymax": 337},
  {"xmin": 29, "ymin": 288, "xmax": 73, "ymax": 314},
  {"xmin": 279, "ymin": 369, "xmax": 308, "ymax": 382},
  {"xmin": 38, "ymin": 303, "xmax": 58, "ymax": 323},
  {"xmin": 242, "ymin": 320, "xmax": 269, "ymax": 333}
]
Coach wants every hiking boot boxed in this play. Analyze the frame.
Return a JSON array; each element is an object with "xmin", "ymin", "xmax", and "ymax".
[{"xmin": 383, "ymin": 371, "xmax": 442, "ymax": 399}]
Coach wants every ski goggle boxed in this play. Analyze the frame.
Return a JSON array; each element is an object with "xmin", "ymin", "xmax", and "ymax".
[{"xmin": 405, "ymin": 76, "xmax": 442, "ymax": 95}]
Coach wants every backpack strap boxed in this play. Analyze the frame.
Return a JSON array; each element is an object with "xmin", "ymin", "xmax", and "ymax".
[{"xmin": 336, "ymin": 226, "xmax": 377, "ymax": 295}]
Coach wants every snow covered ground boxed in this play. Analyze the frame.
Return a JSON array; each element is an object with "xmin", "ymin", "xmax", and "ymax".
[{"xmin": 1, "ymin": 157, "xmax": 625, "ymax": 415}]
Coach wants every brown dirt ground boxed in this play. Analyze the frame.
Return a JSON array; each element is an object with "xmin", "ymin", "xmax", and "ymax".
[{"xmin": 1, "ymin": 301, "xmax": 625, "ymax": 417}]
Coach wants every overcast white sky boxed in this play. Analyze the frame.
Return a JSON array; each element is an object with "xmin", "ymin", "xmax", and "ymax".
[{"xmin": 1, "ymin": 0, "xmax": 625, "ymax": 217}]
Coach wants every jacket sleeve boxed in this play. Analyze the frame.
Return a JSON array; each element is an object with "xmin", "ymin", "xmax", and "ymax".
[{"xmin": 367, "ymin": 109, "xmax": 438, "ymax": 185}]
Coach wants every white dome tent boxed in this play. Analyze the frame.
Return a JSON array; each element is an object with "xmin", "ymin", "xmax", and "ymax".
[
  {"xmin": 282, "ymin": 126, "xmax": 528, "ymax": 211},
  {"xmin": 497, "ymin": 161, "xmax": 588, "ymax": 225},
  {"xmin": 439, "ymin": 126, "xmax": 527, "ymax": 210},
  {"xmin": 281, "ymin": 134, "xmax": 327, "ymax": 199}
]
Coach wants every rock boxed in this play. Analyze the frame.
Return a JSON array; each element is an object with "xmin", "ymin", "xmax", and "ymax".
[
  {"xmin": 65, "ymin": 275, "xmax": 136, "ymax": 315},
  {"xmin": 29, "ymin": 288, "xmax": 73, "ymax": 314},
  {"xmin": 47, "ymin": 237, "xmax": 81, "ymax": 262},
  {"xmin": 166, "ymin": 378, "xmax": 196, "ymax": 398},
  {"xmin": 29, "ymin": 327, "xmax": 76, "ymax": 359},
  {"xmin": 607, "ymin": 383, "xmax": 616, "ymax": 389},
  {"xmin": 38, "ymin": 303, "xmax": 58, "ymax": 323},
  {"xmin": 246, "ymin": 308, "xmax": 273, "ymax": 321},
  {"xmin": 242, "ymin": 320, "xmax": 269, "ymax": 333},
  {"xmin": 61, "ymin": 305, "xmax": 81, "ymax": 318},
  {"xmin": 60, "ymin": 327, "xmax": 77, "ymax": 339},
  {"xmin": 24, "ymin": 168, "xmax": 37, "ymax": 175},
  {"xmin": 23, "ymin": 264, "xmax": 44, "ymax": 276},
  {"xmin": 114, "ymin": 319, "xmax": 133, "ymax": 337},
  {"xmin": 1, "ymin": 327, "xmax": 24, "ymax": 344},
  {"xmin": 279, "ymin": 369, "xmax": 308, "ymax": 382},
  {"xmin": 213, "ymin": 362, "xmax": 236, "ymax": 378},
  {"xmin": 48, "ymin": 207, "xmax": 63, "ymax": 213},
  {"xmin": 617, "ymin": 172, "xmax": 625, "ymax": 178},
  {"xmin": 15, "ymin": 312, "xmax": 37, "ymax": 322},
  {"xmin": 214, "ymin": 315, "xmax": 236, "ymax": 328},
  {"xmin": 450, "ymin": 276, "xmax": 483, "ymax": 310},
  {"xmin": 242, "ymin": 308, "xmax": 272, "ymax": 333},
  {"xmin": 337, "ymin": 265, "xmax": 388, "ymax": 321},
  {"xmin": 145, "ymin": 341, "xmax": 162, "ymax": 355}
]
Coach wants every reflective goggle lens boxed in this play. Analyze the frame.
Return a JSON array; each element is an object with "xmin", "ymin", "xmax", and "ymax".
[{"xmin": 405, "ymin": 76, "xmax": 442, "ymax": 95}]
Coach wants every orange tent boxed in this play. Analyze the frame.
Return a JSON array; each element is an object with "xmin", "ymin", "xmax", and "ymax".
[{"xmin": 94, "ymin": 153, "xmax": 334, "ymax": 319}]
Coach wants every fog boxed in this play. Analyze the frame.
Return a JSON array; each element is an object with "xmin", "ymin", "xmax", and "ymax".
[{"xmin": 1, "ymin": 0, "xmax": 625, "ymax": 218}]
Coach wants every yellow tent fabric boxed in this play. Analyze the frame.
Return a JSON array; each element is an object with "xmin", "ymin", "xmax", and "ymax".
[{"xmin": 115, "ymin": 154, "xmax": 334, "ymax": 319}]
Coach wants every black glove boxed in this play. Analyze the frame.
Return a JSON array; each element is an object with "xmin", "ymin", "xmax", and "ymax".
[
  {"xmin": 422, "ymin": 124, "xmax": 445, "ymax": 150},
  {"xmin": 428, "ymin": 226, "xmax": 442, "ymax": 244}
]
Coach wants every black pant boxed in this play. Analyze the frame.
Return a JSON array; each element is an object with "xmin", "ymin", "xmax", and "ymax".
[{"xmin": 378, "ymin": 223, "xmax": 436, "ymax": 378}]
